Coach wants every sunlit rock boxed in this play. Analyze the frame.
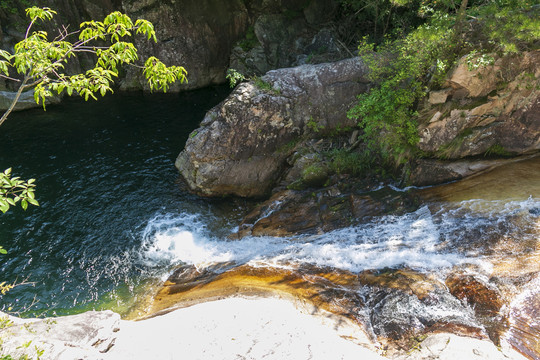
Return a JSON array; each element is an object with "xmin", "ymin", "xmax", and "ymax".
[
  {"xmin": 394, "ymin": 333, "xmax": 528, "ymax": 360},
  {"xmin": 505, "ymin": 276, "xmax": 540, "ymax": 360},
  {"xmin": 418, "ymin": 50, "xmax": 540, "ymax": 160},
  {"xmin": 176, "ymin": 57, "xmax": 369, "ymax": 197},
  {"xmin": 0, "ymin": 310, "xmax": 119, "ymax": 359}
]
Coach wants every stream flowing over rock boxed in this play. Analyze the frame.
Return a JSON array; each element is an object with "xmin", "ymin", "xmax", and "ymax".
[{"xmin": 175, "ymin": 57, "xmax": 369, "ymax": 197}]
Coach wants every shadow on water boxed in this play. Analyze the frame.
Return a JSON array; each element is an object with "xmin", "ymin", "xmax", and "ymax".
[
  {"xmin": 0, "ymin": 87, "xmax": 256, "ymax": 317},
  {"xmin": 0, "ymin": 88, "xmax": 538, "ymax": 357}
]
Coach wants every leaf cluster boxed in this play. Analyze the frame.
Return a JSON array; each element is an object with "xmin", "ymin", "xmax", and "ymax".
[
  {"xmin": 0, "ymin": 168, "xmax": 39, "ymax": 213},
  {"xmin": 225, "ymin": 68, "xmax": 246, "ymax": 88},
  {"xmin": 0, "ymin": 7, "xmax": 188, "ymax": 114}
]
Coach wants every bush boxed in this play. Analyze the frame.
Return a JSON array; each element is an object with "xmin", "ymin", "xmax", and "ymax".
[{"xmin": 347, "ymin": 1, "xmax": 539, "ymax": 166}]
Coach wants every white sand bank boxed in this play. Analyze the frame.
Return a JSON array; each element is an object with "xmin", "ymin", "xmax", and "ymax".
[
  {"xmin": 1, "ymin": 296, "xmax": 529, "ymax": 359},
  {"xmin": 106, "ymin": 296, "xmax": 383, "ymax": 360}
]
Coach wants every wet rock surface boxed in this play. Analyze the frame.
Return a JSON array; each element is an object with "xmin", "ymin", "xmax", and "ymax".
[
  {"xmin": 147, "ymin": 264, "xmax": 488, "ymax": 347},
  {"xmin": 408, "ymin": 157, "xmax": 529, "ymax": 187},
  {"xmin": 234, "ymin": 184, "xmax": 417, "ymax": 238},
  {"xmin": 505, "ymin": 276, "xmax": 540, "ymax": 360}
]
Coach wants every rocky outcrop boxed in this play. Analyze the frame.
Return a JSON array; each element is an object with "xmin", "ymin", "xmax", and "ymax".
[
  {"xmin": 1, "ymin": 0, "xmax": 345, "ymax": 93},
  {"xmin": 175, "ymin": 57, "xmax": 369, "ymax": 197},
  {"xmin": 150, "ymin": 264, "xmax": 483, "ymax": 341},
  {"xmin": 418, "ymin": 51, "xmax": 540, "ymax": 160},
  {"xmin": 229, "ymin": 13, "xmax": 346, "ymax": 78},
  {"xmin": 120, "ymin": 0, "xmax": 250, "ymax": 91},
  {"xmin": 0, "ymin": 310, "xmax": 120, "ymax": 359},
  {"xmin": 0, "ymin": 90, "xmax": 62, "ymax": 112}
]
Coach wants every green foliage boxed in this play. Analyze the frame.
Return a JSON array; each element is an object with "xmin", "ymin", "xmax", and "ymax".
[
  {"xmin": 474, "ymin": 0, "xmax": 540, "ymax": 54},
  {"xmin": 348, "ymin": 1, "xmax": 539, "ymax": 166},
  {"xmin": 326, "ymin": 148, "xmax": 373, "ymax": 176},
  {"xmin": 238, "ymin": 26, "xmax": 259, "ymax": 51},
  {"xmin": 306, "ymin": 116, "xmax": 324, "ymax": 133},
  {"xmin": 143, "ymin": 57, "xmax": 187, "ymax": 92},
  {"xmin": 484, "ymin": 143, "xmax": 513, "ymax": 157},
  {"xmin": 226, "ymin": 68, "xmax": 246, "ymax": 88},
  {"xmin": 0, "ymin": 6, "xmax": 187, "ymax": 125},
  {"xmin": 253, "ymin": 77, "xmax": 280, "ymax": 94},
  {"xmin": 0, "ymin": 168, "xmax": 38, "ymax": 214},
  {"xmin": 338, "ymin": 0, "xmax": 426, "ymax": 44},
  {"xmin": 0, "ymin": 281, "xmax": 14, "ymax": 295},
  {"xmin": 0, "ymin": 0, "xmax": 32, "ymax": 15}
]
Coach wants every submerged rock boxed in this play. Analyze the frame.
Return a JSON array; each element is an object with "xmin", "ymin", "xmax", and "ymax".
[
  {"xmin": 234, "ymin": 184, "xmax": 417, "ymax": 238},
  {"xmin": 505, "ymin": 276, "xmax": 540, "ymax": 360},
  {"xmin": 175, "ymin": 57, "xmax": 369, "ymax": 197}
]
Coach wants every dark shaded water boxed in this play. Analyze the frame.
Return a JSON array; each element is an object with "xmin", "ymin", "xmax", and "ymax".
[
  {"xmin": 0, "ymin": 87, "xmax": 251, "ymax": 316},
  {"xmin": 0, "ymin": 89, "xmax": 538, "ymax": 359}
]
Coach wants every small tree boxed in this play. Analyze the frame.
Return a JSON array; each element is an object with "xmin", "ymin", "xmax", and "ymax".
[
  {"xmin": 0, "ymin": 167, "xmax": 37, "ymax": 214},
  {"xmin": 0, "ymin": 6, "xmax": 187, "ymax": 127},
  {"xmin": 0, "ymin": 6, "xmax": 188, "ymax": 208},
  {"xmin": 0, "ymin": 7, "xmax": 188, "ymax": 304}
]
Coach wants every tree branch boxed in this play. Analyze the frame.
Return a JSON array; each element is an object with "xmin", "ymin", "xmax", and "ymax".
[
  {"xmin": 0, "ymin": 75, "xmax": 30, "ymax": 127},
  {"xmin": 0, "ymin": 74, "xmax": 22, "ymax": 82}
]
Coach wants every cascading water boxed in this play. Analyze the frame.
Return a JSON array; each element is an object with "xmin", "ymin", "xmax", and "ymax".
[{"xmin": 0, "ymin": 90, "xmax": 538, "ymax": 357}]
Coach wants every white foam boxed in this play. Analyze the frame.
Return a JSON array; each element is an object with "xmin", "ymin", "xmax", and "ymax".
[{"xmin": 137, "ymin": 205, "xmax": 492, "ymax": 274}]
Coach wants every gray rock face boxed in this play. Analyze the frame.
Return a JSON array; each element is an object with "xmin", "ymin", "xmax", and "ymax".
[
  {"xmin": 0, "ymin": 90, "xmax": 62, "ymax": 112},
  {"xmin": 0, "ymin": 91, "xmax": 40, "ymax": 112},
  {"xmin": 176, "ymin": 57, "xmax": 370, "ymax": 197},
  {"xmin": 120, "ymin": 0, "xmax": 250, "ymax": 91},
  {"xmin": 0, "ymin": 310, "xmax": 120, "ymax": 359},
  {"xmin": 1, "ymin": 0, "xmax": 345, "ymax": 93},
  {"xmin": 418, "ymin": 51, "xmax": 540, "ymax": 159}
]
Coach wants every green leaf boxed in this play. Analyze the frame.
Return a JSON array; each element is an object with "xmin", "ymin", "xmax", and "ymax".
[
  {"xmin": 0, "ymin": 200, "xmax": 9, "ymax": 213},
  {"xmin": 21, "ymin": 199, "xmax": 28, "ymax": 211}
]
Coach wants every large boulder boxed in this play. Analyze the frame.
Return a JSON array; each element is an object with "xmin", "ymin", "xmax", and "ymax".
[{"xmin": 175, "ymin": 57, "xmax": 370, "ymax": 197}]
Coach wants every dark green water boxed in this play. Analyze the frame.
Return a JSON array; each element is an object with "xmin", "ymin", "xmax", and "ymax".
[
  {"xmin": 1, "ymin": 88, "xmax": 538, "ymax": 357},
  {"xmin": 0, "ymin": 87, "xmax": 249, "ymax": 317}
]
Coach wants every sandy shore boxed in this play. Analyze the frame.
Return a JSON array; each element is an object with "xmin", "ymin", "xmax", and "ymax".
[
  {"xmin": 0, "ymin": 295, "xmax": 530, "ymax": 359},
  {"xmin": 105, "ymin": 296, "xmax": 384, "ymax": 360}
]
